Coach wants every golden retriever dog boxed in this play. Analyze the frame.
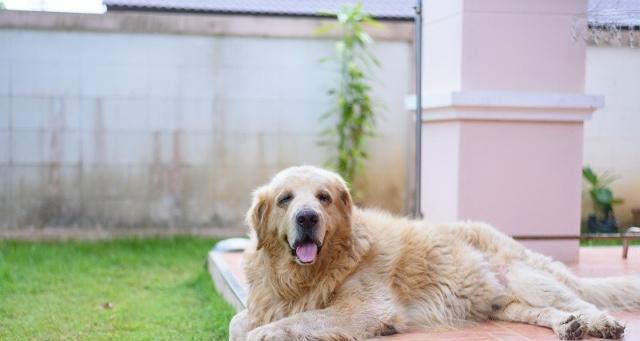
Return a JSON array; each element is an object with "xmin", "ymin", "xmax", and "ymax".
[{"xmin": 229, "ymin": 166, "xmax": 640, "ymax": 340}]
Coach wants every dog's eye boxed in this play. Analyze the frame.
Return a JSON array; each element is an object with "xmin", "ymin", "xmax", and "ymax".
[
  {"xmin": 277, "ymin": 193, "xmax": 293, "ymax": 207},
  {"xmin": 317, "ymin": 192, "xmax": 332, "ymax": 204}
]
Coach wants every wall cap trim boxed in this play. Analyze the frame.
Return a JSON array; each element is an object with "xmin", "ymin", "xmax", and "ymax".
[
  {"xmin": 405, "ymin": 91, "xmax": 604, "ymax": 122},
  {"xmin": 0, "ymin": 10, "xmax": 413, "ymax": 40}
]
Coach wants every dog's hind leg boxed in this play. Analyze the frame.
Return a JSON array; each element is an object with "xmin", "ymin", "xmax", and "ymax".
[
  {"xmin": 504, "ymin": 262, "xmax": 625, "ymax": 339},
  {"xmin": 490, "ymin": 296, "xmax": 587, "ymax": 340},
  {"xmin": 549, "ymin": 294, "xmax": 625, "ymax": 339}
]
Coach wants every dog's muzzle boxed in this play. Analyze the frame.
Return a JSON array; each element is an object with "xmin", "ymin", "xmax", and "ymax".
[{"xmin": 291, "ymin": 209, "xmax": 321, "ymax": 264}]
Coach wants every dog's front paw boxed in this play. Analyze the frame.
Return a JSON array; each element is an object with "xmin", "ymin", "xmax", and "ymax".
[
  {"xmin": 247, "ymin": 325, "xmax": 295, "ymax": 341},
  {"xmin": 553, "ymin": 314, "xmax": 587, "ymax": 340},
  {"xmin": 229, "ymin": 310, "xmax": 249, "ymax": 341}
]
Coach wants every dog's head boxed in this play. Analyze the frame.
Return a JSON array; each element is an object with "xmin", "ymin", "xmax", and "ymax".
[{"xmin": 246, "ymin": 166, "xmax": 352, "ymax": 265}]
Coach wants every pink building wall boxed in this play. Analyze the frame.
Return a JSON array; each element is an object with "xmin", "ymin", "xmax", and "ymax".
[{"xmin": 461, "ymin": 0, "xmax": 587, "ymax": 92}]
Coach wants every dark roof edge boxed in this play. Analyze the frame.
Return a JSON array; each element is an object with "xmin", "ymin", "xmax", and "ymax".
[
  {"xmin": 589, "ymin": 23, "xmax": 640, "ymax": 31},
  {"xmin": 105, "ymin": 5, "xmax": 414, "ymax": 21}
]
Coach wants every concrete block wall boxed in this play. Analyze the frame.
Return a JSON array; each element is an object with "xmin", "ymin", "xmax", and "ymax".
[
  {"xmin": 584, "ymin": 45, "xmax": 640, "ymax": 226},
  {"xmin": 0, "ymin": 12, "xmax": 413, "ymax": 230}
]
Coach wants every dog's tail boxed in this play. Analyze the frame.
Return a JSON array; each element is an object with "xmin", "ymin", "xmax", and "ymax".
[{"xmin": 575, "ymin": 276, "xmax": 640, "ymax": 310}]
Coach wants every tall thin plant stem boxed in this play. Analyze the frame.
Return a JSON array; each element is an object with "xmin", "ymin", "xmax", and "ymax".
[{"xmin": 317, "ymin": 2, "xmax": 381, "ymax": 194}]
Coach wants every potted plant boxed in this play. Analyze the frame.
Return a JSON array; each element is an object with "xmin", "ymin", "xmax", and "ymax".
[{"xmin": 582, "ymin": 166, "xmax": 624, "ymax": 233}]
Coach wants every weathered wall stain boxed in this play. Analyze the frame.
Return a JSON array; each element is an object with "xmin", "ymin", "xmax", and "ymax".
[
  {"xmin": 93, "ymin": 98, "xmax": 106, "ymax": 165},
  {"xmin": 36, "ymin": 97, "xmax": 64, "ymax": 226}
]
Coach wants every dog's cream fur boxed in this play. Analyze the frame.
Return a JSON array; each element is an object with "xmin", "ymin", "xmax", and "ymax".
[{"xmin": 230, "ymin": 166, "xmax": 640, "ymax": 341}]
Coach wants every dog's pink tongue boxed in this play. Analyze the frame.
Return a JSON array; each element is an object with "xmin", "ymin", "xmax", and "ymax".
[{"xmin": 295, "ymin": 243, "xmax": 318, "ymax": 263}]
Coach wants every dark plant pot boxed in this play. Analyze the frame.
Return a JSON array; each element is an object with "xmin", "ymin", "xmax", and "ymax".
[
  {"xmin": 586, "ymin": 214, "xmax": 618, "ymax": 233},
  {"xmin": 632, "ymin": 208, "xmax": 640, "ymax": 226}
]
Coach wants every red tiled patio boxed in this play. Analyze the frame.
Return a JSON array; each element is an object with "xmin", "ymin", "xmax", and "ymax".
[{"xmin": 209, "ymin": 246, "xmax": 640, "ymax": 340}]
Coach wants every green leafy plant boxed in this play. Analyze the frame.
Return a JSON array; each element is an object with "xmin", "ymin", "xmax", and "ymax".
[
  {"xmin": 317, "ymin": 2, "xmax": 382, "ymax": 190},
  {"xmin": 582, "ymin": 166, "xmax": 623, "ymax": 220}
]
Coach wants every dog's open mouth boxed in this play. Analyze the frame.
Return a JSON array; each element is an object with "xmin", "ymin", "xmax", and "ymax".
[
  {"xmin": 296, "ymin": 243, "xmax": 318, "ymax": 263},
  {"xmin": 290, "ymin": 241, "xmax": 322, "ymax": 265}
]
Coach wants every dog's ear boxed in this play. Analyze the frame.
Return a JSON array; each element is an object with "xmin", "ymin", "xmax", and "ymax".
[
  {"xmin": 338, "ymin": 182, "xmax": 353, "ymax": 213},
  {"xmin": 246, "ymin": 186, "xmax": 271, "ymax": 250}
]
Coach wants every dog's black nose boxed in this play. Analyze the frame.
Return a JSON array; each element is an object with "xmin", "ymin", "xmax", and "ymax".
[{"xmin": 296, "ymin": 210, "xmax": 319, "ymax": 229}]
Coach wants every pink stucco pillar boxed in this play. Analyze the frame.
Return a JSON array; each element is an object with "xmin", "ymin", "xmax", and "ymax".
[{"xmin": 414, "ymin": 0, "xmax": 602, "ymax": 263}]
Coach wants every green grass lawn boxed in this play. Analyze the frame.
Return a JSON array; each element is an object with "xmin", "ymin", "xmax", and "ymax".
[
  {"xmin": 0, "ymin": 237, "xmax": 235, "ymax": 340},
  {"xmin": 580, "ymin": 239, "xmax": 640, "ymax": 246}
]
